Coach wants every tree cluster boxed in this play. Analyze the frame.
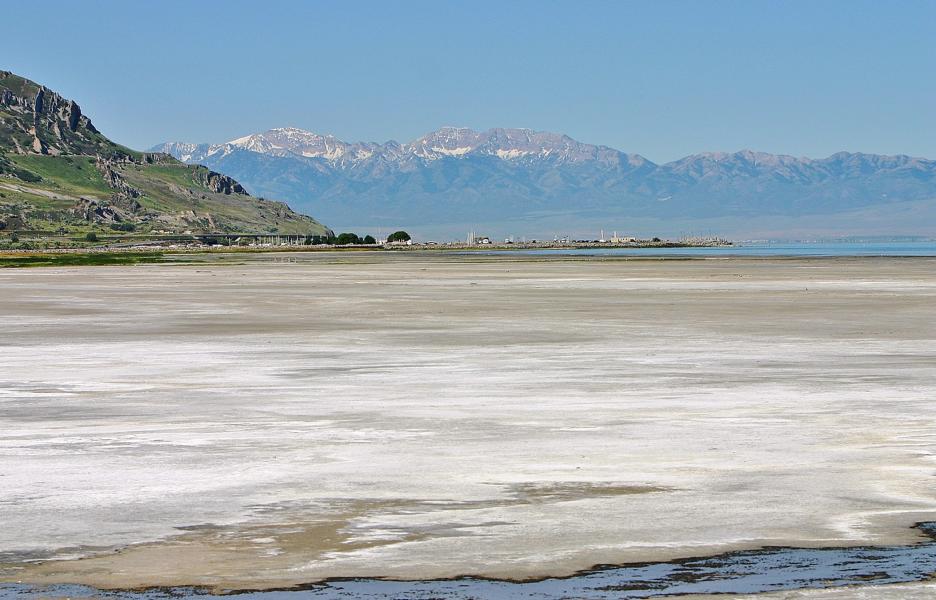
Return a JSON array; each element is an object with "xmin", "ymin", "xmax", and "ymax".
[
  {"xmin": 386, "ymin": 230, "xmax": 411, "ymax": 242},
  {"xmin": 305, "ymin": 233, "xmax": 379, "ymax": 245}
]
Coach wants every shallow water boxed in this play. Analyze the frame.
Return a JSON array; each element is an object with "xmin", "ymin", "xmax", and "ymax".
[
  {"xmin": 477, "ymin": 241, "xmax": 936, "ymax": 257},
  {"xmin": 4, "ymin": 523, "xmax": 936, "ymax": 599}
]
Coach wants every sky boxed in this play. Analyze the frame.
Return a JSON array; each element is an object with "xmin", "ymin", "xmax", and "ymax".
[{"xmin": 4, "ymin": 0, "xmax": 934, "ymax": 163}]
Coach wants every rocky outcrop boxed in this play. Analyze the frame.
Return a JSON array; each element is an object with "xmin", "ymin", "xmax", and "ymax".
[
  {"xmin": 31, "ymin": 136, "xmax": 46, "ymax": 154},
  {"xmin": 95, "ymin": 158, "xmax": 139, "ymax": 197},
  {"xmin": 1, "ymin": 70, "xmax": 115, "ymax": 157},
  {"xmin": 140, "ymin": 152, "xmax": 176, "ymax": 165},
  {"xmin": 33, "ymin": 89, "xmax": 43, "ymax": 125},
  {"xmin": 70, "ymin": 198, "xmax": 124, "ymax": 223},
  {"xmin": 0, "ymin": 214, "xmax": 25, "ymax": 231},
  {"xmin": 94, "ymin": 158, "xmax": 145, "ymax": 215},
  {"xmin": 197, "ymin": 169, "xmax": 248, "ymax": 195},
  {"xmin": 66, "ymin": 100, "xmax": 82, "ymax": 132}
]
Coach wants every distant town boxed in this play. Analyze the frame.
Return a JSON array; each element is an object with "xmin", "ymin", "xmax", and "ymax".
[{"xmin": 0, "ymin": 227, "xmax": 732, "ymax": 253}]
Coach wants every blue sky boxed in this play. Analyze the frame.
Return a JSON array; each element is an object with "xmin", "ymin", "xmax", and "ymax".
[{"xmin": 4, "ymin": 0, "xmax": 934, "ymax": 162}]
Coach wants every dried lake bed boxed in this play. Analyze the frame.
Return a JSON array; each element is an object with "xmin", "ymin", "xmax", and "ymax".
[{"xmin": 2, "ymin": 253, "xmax": 936, "ymax": 596}]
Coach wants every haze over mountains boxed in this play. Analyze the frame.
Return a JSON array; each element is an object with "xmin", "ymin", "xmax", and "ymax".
[{"xmin": 153, "ymin": 127, "xmax": 936, "ymax": 239}]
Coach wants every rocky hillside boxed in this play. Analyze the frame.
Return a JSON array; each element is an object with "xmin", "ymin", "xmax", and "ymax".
[
  {"xmin": 154, "ymin": 127, "xmax": 936, "ymax": 238},
  {"xmin": 0, "ymin": 71, "xmax": 328, "ymax": 237}
]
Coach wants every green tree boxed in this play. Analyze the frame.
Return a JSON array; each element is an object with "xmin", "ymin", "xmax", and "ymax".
[
  {"xmin": 362, "ymin": 234, "xmax": 376, "ymax": 244},
  {"xmin": 387, "ymin": 230, "xmax": 411, "ymax": 242},
  {"xmin": 85, "ymin": 232, "xmax": 98, "ymax": 242},
  {"xmin": 335, "ymin": 232, "xmax": 361, "ymax": 245}
]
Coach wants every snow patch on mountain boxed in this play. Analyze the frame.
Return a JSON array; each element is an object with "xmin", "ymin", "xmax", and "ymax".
[
  {"xmin": 496, "ymin": 148, "xmax": 532, "ymax": 159},
  {"xmin": 154, "ymin": 126, "xmax": 651, "ymax": 169}
]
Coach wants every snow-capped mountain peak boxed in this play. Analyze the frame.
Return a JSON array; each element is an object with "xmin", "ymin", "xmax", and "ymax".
[
  {"xmin": 148, "ymin": 128, "xmax": 936, "ymax": 240},
  {"xmin": 153, "ymin": 126, "xmax": 652, "ymax": 167},
  {"xmin": 223, "ymin": 127, "xmax": 356, "ymax": 160}
]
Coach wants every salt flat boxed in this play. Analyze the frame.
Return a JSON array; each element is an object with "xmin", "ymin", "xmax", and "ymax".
[{"xmin": 2, "ymin": 253, "xmax": 936, "ymax": 591}]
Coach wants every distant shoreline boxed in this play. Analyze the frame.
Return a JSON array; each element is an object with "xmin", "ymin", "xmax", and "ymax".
[
  {"xmin": 0, "ymin": 238, "xmax": 730, "ymax": 255},
  {"xmin": 0, "ymin": 239, "xmax": 729, "ymax": 268}
]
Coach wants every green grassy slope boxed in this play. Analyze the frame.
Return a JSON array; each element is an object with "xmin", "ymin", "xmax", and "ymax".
[{"xmin": 0, "ymin": 70, "xmax": 328, "ymax": 237}]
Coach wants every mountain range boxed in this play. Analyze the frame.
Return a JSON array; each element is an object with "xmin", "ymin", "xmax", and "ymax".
[
  {"xmin": 0, "ymin": 72, "xmax": 327, "ymax": 238},
  {"xmin": 153, "ymin": 127, "xmax": 936, "ymax": 239}
]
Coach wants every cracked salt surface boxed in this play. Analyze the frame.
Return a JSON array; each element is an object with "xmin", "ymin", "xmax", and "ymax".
[{"xmin": 1, "ymin": 254, "xmax": 936, "ymax": 595}]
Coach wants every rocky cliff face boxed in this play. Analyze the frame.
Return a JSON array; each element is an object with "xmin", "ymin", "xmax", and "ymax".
[
  {"xmin": 95, "ymin": 157, "xmax": 143, "ymax": 205},
  {"xmin": 197, "ymin": 169, "xmax": 248, "ymax": 195},
  {"xmin": 0, "ymin": 70, "xmax": 124, "ymax": 158}
]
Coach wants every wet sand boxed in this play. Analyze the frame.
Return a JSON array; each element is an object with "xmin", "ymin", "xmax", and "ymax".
[{"xmin": 2, "ymin": 253, "xmax": 936, "ymax": 591}]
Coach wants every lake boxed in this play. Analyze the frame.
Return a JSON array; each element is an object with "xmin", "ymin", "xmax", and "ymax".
[{"xmin": 476, "ymin": 241, "xmax": 936, "ymax": 257}]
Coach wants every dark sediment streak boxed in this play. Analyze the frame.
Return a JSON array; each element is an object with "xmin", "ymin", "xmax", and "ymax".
[{"xmin": 4, "ymin": 522, "xmax": 936, "ymax": 599}]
